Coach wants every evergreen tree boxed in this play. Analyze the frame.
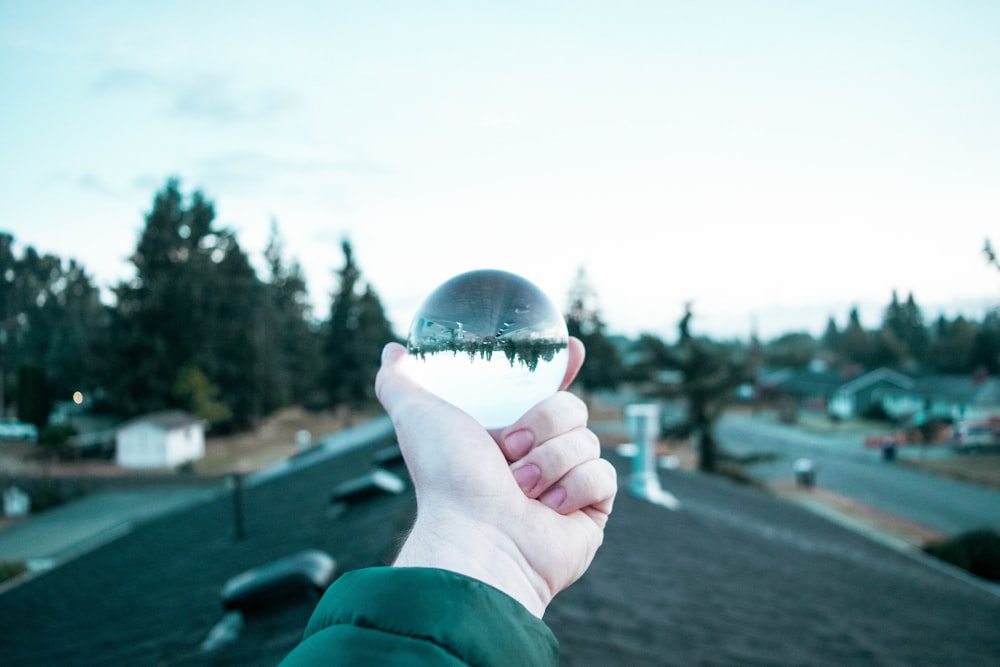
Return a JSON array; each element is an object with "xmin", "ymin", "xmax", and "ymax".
[
  {"xmin": 881, "ymin": 290, "xmax": 928, "ymax": 366},
  {"xmin": 841, "ymin": 306, "xmax": 873, "ymax": 368},
  {"xmin": 262, "ymin": 221, "xmax": 323, "ymax": 409},
  {"xmin": 351, "ymin": 284, "xmax": 397, "ymax": 404},
  {"xmin": 883, "ymin": 290, "xmax": 906, "ymax": 343},
  {"xmin": 564, "ymin": 267, "xmax": 622, "ymax": 391},
  {"xmin": 901, "ymin": 292, "xmax": 929, "ymax": 364},
  {"xmin": 322, "ymin": 240, "xmax": 396, "ymax": 414},
  {"xmin": 870, "ymin": 328, "xmax": 906, "ymax": 369},
  {"xmin": 928, "ymin": 315, "xmax": 978, "ymax": 373},
  {"xmin": 971, "ymin": 310, "xmax": 1000, "ymax": 374},
  {"xmin": 0, "ymin": 234, "xmax": 109, "ymax": 417},
  {"xmin": 763, "ymin": 332, "xmax": 818, "ymax": 369},
  {"xmin": 821, "ymin": 316, "xmax": 841, "ymax": 358},
  {"xmin": 198, "ymin": 233, "xmax": 261, "ymax": 429},
  {"xmin": 109, "ymin": 178, "xmax": 265, "ymax": 429}
]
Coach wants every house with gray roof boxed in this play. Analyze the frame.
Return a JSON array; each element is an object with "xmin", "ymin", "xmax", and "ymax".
[
  {"xmin": 828, "ymin": 367, "xmax": 915, "ymax": 420},
  {"xmin": 115, "ymin": 410, "xmax": 205, "ymax": 469},
  {"xmin": 826, "ymin": 367, "xmax": 1000, "ymax": 425},
  {"xmin": 1, "ymin": 417, "xmax": 998, "ymax": 666},
  {"xmin": 905, "ymin": 375, "xmax": 1000, "ymax": 423}
]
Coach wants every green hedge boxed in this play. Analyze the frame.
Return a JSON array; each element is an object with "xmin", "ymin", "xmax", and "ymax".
[
  {"xmin": 0, "ymin": 561, "xmax": 27, "ymax": 585},
  {"xmin": 923, "ymin": 529, "xmax": 1000, "ymax": 581}
]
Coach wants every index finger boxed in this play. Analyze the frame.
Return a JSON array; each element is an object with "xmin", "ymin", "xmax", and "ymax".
[{"xmin": 497, "ymin": 391, "xmax": 589, "ymax": 462}]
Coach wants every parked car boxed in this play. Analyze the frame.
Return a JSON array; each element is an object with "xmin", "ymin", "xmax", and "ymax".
[
  {"xmin": 952, "ymin": 418, "xmax": 1000, "ymax": 453},
  {"xmin": 0, "ymin": 418, "xmax": 39, "ymax": 442}
]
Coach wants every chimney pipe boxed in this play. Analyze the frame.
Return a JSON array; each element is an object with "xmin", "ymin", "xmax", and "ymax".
[{"xmin": 625, "ymin": 403, "xmax": 680, "ymax": 510}]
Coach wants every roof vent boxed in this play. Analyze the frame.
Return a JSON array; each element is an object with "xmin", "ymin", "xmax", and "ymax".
[
  {"xmin": 220, "ymin": 549, "xmax": 337, "ymax": 614},
  {"xmin": 372, "ymin": 444, "xmax": 405, "ymax": 468},
  {"xmin": 329, "ymin": 468, "xmax": 407, "ymax": 511},
  {"xmin": 625, "ymin": 403, "xmax": 680, "ymax": 510}
]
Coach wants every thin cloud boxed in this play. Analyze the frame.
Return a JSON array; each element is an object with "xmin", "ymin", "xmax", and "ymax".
[
  {"xmin": 91, "ymin": 67, "xmax": 163, "ymax": 94},
  {"xmin": 91, "ymin": 67, "xmax": 294, "ymax": 123},
  {"xmin": 77, "ymin": 173, "xmax": 119, "ymax": 197},
  {"xmin": 171, "ymin": 75, "xmax": 294, "ymax": 123},
  {"xmin": 189, "ymin": 148, "xmax": 386, "ymax": 195}
]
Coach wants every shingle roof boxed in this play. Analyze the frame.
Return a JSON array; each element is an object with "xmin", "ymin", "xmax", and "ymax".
[
  {"xmin": 1, "ymin": 419, "xmax": 998, "ymax": 666},
  {"xmin": 118, "ymin": 410, "xmax": 203, "ymax": 432},
  {"xmin": 834, "ymin": 367, "xmax": 915, "ymax": 395},
  {"xmin": 911, "ymin": 375, "xmax": 1000, "ymax": 407}
]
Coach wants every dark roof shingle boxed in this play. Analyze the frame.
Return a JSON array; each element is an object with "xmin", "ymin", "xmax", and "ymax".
[{"xmin": 1, "ymin": 420, "xmax": 998, "ymax": 666}]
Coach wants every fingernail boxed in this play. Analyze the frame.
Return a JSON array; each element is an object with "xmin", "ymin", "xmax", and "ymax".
[
  {"xmin": 539, "ymin": 486, "xmax": 566, "ymax": 511},
  {"xmin": 504, "ymin": 430, "xmax": 534, "ymax": 459},
  {"xmin": 513, "ymin": 464, "xmax": 541, "ymax": 494}
]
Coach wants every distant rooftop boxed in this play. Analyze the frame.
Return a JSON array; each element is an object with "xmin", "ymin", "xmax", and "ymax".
[{"xmin": 118, "ymin": 410, "xmax": 203, "ymax": 432}]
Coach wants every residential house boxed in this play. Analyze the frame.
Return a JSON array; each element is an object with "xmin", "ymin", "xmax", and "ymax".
[
  {"xmin": 828, "ymin": 368, "xmax": 1000, "ymax": 425},
  {"xmin": 115, "ymin": 410, "xmax": 205, "ymax": 469},
  {"xmin": 756, "ymin": 367, "xmax": 844, "ymax": 410},
  {"xmin": 828, "ymin": 367, "xmax": 915, "ymax": 420},
  {"xmin": 891, "ymin": 374, "xmax": 1000, "ymax": 423}
]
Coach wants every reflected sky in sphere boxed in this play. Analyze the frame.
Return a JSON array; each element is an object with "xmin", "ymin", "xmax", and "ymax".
[{"xmin": 407, "ymin": 270, "xmax": 569, "ymax": 429}]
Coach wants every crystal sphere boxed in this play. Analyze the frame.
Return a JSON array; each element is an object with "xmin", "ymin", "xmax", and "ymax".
[{"xmin": 407, "ymin": 269, "xmax": 570, "ymax": 429}]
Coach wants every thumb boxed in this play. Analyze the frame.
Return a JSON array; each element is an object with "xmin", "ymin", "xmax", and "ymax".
[
  {"xmin": 374, "ymin": 342, "xmax": 422, "ymax": 416},
  {"xmin": 375, "ymin": 343, "xmax": 504, "ymax": 484}
]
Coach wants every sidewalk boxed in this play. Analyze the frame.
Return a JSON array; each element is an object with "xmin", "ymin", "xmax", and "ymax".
[
  {"xmin": 0, "ymin": 487, "xmax": 216, "ymax": 569},
  {"xmin": 770, "ymin": 482, "xmax": 946, "ymax": 549}
]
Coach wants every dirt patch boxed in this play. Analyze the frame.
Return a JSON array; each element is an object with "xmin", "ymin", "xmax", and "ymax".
[
  {"xmin": 196, "ymin": 405, "xmax": 381, "ymax": 474},
  {"xmin": 0, "ymin": 406, "xmax": 382, "ymax": 480},
  {"xmin": 897, "ymin": 454, "xmax": 1000, "ymax": 492}
]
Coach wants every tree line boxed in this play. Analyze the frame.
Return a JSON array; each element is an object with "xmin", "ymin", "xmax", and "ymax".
[
  {"xmin": 1, "ymin": 178, "xmax": 395, "ymax": 435},
  {"xmin": 762, "ymin": 292, "xmax": 1000, "ymax": 376},
  {"xmin": 1, "ymin": 177, "xmax": 997, "ymax": 448}
]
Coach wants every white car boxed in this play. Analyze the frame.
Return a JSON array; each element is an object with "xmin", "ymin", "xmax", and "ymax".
[
  {"xmin": 0, "ymin": 419, "xmax": 39, "ymax": 442},
  {"xmin": 952, "ymin": 420, "xmax": 999, "ymax": 453}
]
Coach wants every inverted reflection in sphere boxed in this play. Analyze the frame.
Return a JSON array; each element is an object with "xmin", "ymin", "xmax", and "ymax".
[{"xmin": 407, "ymin": 270, "xmax": 569, "ymax": 429}]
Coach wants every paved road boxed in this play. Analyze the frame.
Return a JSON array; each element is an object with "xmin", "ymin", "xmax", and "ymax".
[{"xmin": 717, "ymin": 412, "xmax": 1000, "ymax": 535}]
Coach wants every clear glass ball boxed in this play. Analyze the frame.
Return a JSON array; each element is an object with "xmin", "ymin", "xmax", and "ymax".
[{"xmin": 407, "ymin": 270, "xmax": 570, "ymax": 429}]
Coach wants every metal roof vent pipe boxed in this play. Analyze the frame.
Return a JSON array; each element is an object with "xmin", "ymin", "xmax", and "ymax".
[
  {"xmin": 328, "ymin": 468, "xmax": 407, "ymax": 518},
  {"xmin": 625, "ymin": 403, "xmax": 680, "ymax": 510}
]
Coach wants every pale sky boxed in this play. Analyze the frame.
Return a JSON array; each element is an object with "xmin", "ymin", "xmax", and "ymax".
[{"xmin": 2, "ymin": 1, "xmax": 998, "ymax": 341}]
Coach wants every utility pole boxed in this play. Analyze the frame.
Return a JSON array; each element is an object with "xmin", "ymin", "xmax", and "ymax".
[{"xmin": 0, "ymin": 327, "xmax": 7, "ymax": 419}]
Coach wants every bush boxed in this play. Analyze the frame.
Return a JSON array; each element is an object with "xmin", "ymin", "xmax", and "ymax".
[
  {"xmin": 923, "ymin": 529, "xmax": 1000, "ymax": 581},
  {"xmin": 40, "ymin": 424, "xmax": 78, "ymax": 447},
  {"xmin": 0, "ymin": 561, "xmax": 27, "ymax": 585}
]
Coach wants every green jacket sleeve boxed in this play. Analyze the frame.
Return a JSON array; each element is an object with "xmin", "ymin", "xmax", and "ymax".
[{"xmin": 279, "ymin": 566, "xmax": 559, "ymax": 667}]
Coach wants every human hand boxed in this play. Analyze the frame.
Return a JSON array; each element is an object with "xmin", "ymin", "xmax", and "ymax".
[{"xmin": 376, "ymin": 338, "xmax": 617, "ymax": 618}]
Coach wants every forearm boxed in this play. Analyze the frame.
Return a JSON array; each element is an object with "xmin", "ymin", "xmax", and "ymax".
[{"xmin": 280, "ymin": 567, "xmax": 559, "ymax": 667}]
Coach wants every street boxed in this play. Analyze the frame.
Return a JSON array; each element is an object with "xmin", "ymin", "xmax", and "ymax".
[{"xmin": 717, "ymin": 412, "xmax": 1000, "ymax": 535}]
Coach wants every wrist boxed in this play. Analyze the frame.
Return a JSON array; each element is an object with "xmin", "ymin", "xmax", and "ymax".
[{"xmin": 393, "ymin": 511, "xmax": 551, "ymax": 618}]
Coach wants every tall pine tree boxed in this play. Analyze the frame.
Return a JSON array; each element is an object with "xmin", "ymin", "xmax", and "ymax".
[
  {"xmin": 109, "ymin": 178, "xmax": 264, "ymax": 429},
  {"xmin": 565, "ymin": 267, "xmax": 622, "ymax": 392},
  {"xmin": 0, "ymin": 234, "xmax": 109, "ymax": 419},
  {"xmin": 261, "ymin": 220, "xmax": 323, "ymax": 410},
  {"xmin": 322, "ymin": 240, "xmax": 396, "ymax": 417}
]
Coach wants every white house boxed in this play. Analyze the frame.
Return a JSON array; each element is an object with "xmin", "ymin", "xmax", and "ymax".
[
  {"xmin": 827, "ymin": 368, "xmax": 915, "ymax": 420},
  {"xmin": 115, "ymin": 411, "xmax": 205, "ymax": 469}
]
